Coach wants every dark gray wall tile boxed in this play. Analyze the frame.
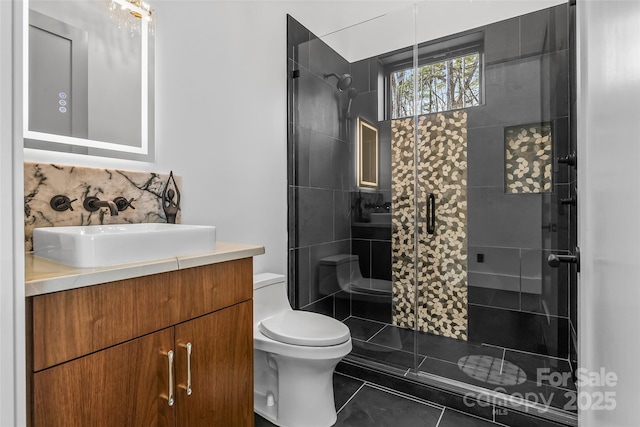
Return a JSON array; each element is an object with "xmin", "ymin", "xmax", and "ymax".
[
  {"xmin": 335, "ymin": 291, "xmax": 351, "ymax": 320},
  {"xmin": 302, "ymin": 295, "xmax": 334, "ymax": 317},
  {"xmin": 467, "ymin": 126, "xmax": 505, "ymax": 188},
  {"xmin": 351, "ymin": 292, "xmax": 392, "ymax": 323},
  {"xmin": 352, "ymin": 239, "xmax": 371, "ymax": 278},
  {"xmin": 552, "ymin": 117, "xmax": 570, "ymax": 184},
  {"xmin": 295, "ymin": 187, "xmax": 334, "ymax": 247},
  {"xmin": 520, "ymin": 5, "xmax": 568, "ymax": 57},
  {"xmin": 309, "ymin": 130, "xmax": 346, "ymax": 190},
  {"xmin": 350, "ymin": 59, "xmax": 371, "ymax": 93},
  {"xmin": 484, "ymin": 17, "xmax": 520, "ymax": 64},
  {"xmin": 468, "ymin": 186, "xmax": 543, "ymax": 248},
  {"xmin": 468, "ymin": 272, "xmax": 520, "ymax": 293},
  {"xmin": 335, "ymin": 190, "xmax": 351, "ymax": 240},
  {"xmin": 467, "ymin": 51, "xmax": 568, "ymax": 129},
  {"xmin": 286, "ymin": 15, "xmax": 310, "ymax": 67},
  {"xmin": 371, "ymin": 241, "xmax": 392, "ymax": 281},
  {"xmin": 469, "ymin": 287, "xmax": 520, "ymax": 310},
  {"xmin": 293, "ymin": 125, "xmax": 310, "ymax": 187},
  {"xmin": 469, "ymin": 305, "xmax": 568, "ymax": 357},
  {"xmin": 309, "ymin": 239, "xmax": 351, "ymax": 302},
  {"xmin": 296, "ymin": 66, "xmax": 338, "ymax": 136},
  {"xmin": 379, "ymin": 121, "xmax": 392, "ymax": 192},
  {"xmin": 290, "ymin": 247, "xmax": 310, "ymax": 308},
  {"xmin": 542, "ymin": 50, "xmax": 570, "ymax": 119},
  {"xmin": 308, "ymin": 36, "xmax": 349, "ymax": 81},
  {"xmin": 468, "ymin": 245, "xmax": 520, "ymax": 276},
  {"xmin": 350, "ymin": 91, "xmax": 378, "ymax": 126}
]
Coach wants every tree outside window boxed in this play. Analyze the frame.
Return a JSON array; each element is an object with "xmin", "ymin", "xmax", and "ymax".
[{"xmin": 390, "ymin": 53, "xmax": 480, "ymax": 119}]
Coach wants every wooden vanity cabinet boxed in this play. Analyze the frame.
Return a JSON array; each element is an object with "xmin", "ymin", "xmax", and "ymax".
[{"xmin": 27, "ymin": 258, "xmax": 254, "ymax": 427}]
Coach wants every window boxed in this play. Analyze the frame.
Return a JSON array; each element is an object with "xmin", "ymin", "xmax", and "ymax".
[
  {"xmin": 382, "ymin": 32, "xmax": 484, "ymax": 120},
  {"xmin": 389, "ymin": 52, "xmax": 481, "ymax": 119}
]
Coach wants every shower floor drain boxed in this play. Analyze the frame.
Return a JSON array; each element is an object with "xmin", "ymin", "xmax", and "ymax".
[{"xmin": 457, "ymin": 355, "xmax": 527, "ymax": 386}]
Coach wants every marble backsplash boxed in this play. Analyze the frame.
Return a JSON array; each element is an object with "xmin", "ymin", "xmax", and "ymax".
[{"xmin": 24, "ymin": 162, "xmax": 181, "ymax": 251}]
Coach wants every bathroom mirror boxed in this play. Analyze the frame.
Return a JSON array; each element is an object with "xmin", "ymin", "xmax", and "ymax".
[
  {"xmin": 23, "ymin": 0, "xmax": 155, "ymax": 161},
  {"xmin": 357, "ymin": 117, "xmax": 378, "ymax": 188}
]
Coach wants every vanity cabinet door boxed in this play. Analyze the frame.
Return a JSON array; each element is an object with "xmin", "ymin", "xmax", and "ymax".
[
  {"xmin": 32, "ymin": 328, "xmax": 175, "ymax": 427},
  {"xmin": 175, "ymin": 301, "xmax": 253, "ymax": 427}
]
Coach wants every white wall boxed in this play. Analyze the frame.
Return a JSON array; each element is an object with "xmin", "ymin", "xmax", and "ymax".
[
  {"xmin": 154, "ymin": 0, "xmax": 291, "ymax": 275},
  {"xmin": 578, "ymin": 1, "xmax": 640, "ymax": 425}
]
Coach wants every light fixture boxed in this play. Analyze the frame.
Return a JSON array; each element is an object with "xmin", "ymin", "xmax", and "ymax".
[{"xmin": 110, "ymin": 0, "xmax": 154, "ymax": 35}]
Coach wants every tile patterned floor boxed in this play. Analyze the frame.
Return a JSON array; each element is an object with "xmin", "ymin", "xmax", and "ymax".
[
  {"xmin": 343, "ymin": 316, "xmax": 577, "ymax": 414},
  {"xmin": 255, "ymin": 372, "xmax": 504, "ymax": 427}
]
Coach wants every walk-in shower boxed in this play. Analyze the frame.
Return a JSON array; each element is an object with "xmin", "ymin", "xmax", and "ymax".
[{"xmin": 287, "ymin": 2, "xmax": 577, "ymax": 426}]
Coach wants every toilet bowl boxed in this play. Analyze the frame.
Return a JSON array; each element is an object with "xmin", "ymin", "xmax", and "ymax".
[{"xmin": 253, "ymin": 273, "xmax": 352, "ymax": 427}]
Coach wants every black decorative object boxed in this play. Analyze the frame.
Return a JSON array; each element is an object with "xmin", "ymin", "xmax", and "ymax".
[{"xmin": 162, "ymin": 171, "xmax": 181, "ymax": 224}]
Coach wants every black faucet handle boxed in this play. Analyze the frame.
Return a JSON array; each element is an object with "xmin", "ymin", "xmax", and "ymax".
[
  {"xmin": 113, "ymin": 197, "xmax": 136, "ymax": 211},
  {"xmin": 50, "ymin": 195, "xmax": 77, "ymax": 212}
]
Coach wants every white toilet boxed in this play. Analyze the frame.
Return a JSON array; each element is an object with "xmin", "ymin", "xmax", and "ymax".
[{"xmin": 253, "ymin": 273, "xmax": 352, "ymax": 427}]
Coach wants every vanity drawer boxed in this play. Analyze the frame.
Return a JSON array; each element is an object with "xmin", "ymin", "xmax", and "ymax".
[{"xmin": 31, "ymin": 257, "xmax": 253, "ymax": 371}]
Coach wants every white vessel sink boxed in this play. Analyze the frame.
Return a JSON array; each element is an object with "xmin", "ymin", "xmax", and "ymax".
[{"xmin": 33, "ymin": 223, "xmax": 216, "ymax": 268}]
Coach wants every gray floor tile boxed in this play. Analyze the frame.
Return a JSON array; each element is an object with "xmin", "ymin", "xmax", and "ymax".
[
  {"xmin": 438, "ymin": 408, "xmax": 498, "ymax": 427},
  {"xmin": 335, "ymin": 384, "xmax": 442, "ymax": 426}
]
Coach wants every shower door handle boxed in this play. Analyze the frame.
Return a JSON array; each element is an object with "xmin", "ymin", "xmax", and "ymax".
[
  {"xmin": 426, "ymin": 193, "xmax": 436, "ymax": 235},
  {"xmin": 547, "ymin": 247, "xmax": 581, "ymax": 273}
]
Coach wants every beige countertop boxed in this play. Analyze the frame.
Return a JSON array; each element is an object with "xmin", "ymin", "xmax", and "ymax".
[{"xmin": 25, "ymin": 241, "xmax": 265, "ymax": 297}]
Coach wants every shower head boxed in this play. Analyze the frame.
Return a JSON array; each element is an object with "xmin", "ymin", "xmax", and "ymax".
[
  {"xmin": 324, "ymin": 73, "xmax": 353, "ymax": 91},
  {"xmin": 346, "ymin": 87, "xmax": 359, "ymax": 119}
]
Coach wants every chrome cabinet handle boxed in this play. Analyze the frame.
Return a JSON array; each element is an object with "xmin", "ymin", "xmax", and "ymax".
[
  {"xmin": 167, "ymin": 350, "xmax": 175, "ymax": 407},
  {"xmin": 186, "ymin": 342, "xmax": 193, "ymax": 396}
]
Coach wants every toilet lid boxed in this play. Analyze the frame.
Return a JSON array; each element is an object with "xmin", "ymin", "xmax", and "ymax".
[{"xmin": 259, "ymin": 311, "xmax": 351, "ymax": 347}]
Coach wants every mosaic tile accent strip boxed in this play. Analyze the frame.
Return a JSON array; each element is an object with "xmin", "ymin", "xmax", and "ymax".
[
  {"xmin": 505, "ymin": 122, "xmax": 553, "ymax": 194},
  {"xmin": 390, "ymin": 117, "xmax": 418, "ymax": 330},
  {"xmin": 24, "ymin": 162, "xmax": 181, "ymax": 251},
  {"xmin": 391, "ymin": 111, "xmax": 468, "ymax": 340}
]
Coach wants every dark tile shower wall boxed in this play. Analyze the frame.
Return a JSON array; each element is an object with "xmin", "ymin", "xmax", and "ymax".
[
  {"xmin": 465, "ymin": 5, "xmax": 572, "ymax": 358},
  {"xmin": 287, "ymin": 16, "xmax": 352, "ymax": 313}
]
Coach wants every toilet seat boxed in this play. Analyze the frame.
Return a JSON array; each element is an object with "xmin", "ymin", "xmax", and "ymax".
[{"xmin": 259, "ymin": 311, "xmax": 350, "ymax": 347}]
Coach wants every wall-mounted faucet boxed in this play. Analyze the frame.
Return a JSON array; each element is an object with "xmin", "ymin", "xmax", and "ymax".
[{"xmin": 83, "ymin": 196, "xmax": 119, "ymax": 216}]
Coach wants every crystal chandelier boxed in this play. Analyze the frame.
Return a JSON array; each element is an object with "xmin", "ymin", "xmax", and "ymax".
[{"xmin": 109, "ymin": 0, "xmax": 154, "ymax": 36}]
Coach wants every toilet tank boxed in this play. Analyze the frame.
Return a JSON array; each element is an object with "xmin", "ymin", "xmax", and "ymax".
[
  {"xmin": 318, "ymin": 254, "xmax": 363, "ymax": 294},
  {"xmin": 253, "ymin": 273, "xmax": 292, "ymax": 323}
]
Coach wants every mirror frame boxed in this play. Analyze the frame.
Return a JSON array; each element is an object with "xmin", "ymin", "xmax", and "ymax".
[
  {"xmin": 23, "ymin": 0, "xmax": 155, "ymax": 160},
  {"xmin": 357, "ymin": 117, "xmax": 379, "ymax": 188}
]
